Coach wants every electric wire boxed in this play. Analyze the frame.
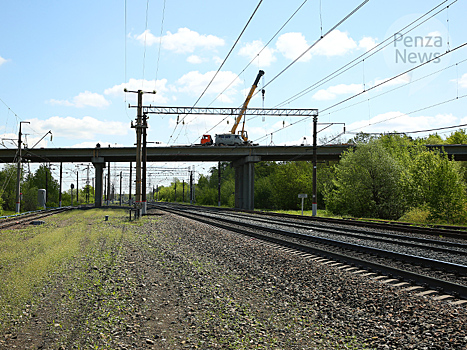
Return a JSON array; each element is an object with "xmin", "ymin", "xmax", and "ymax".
[
  {"xmin": 250, "ymin": 0, "xmax": 370, "ymax": 102},
  {"xmin": 348, "ymin": 123, "xmax": 467, "ymax": 136},
  {"xmin": 141, "ymin": 0, "xmax": 151, "ymax": 87},
  {"xmin": 199, "ymin": 0, "xmax": 370, "ymax": 142},
  {"xmin": 168, "ymin": 0, "xmax": 264, "ymax": 144},
  {"xmin": 346, "ymin": 93, "xmax": 467, "ymax": 134},
  {"xmin": 155, "ymin": 0, "xmax": 166, "ymax": 84},
  {"xmin": 321, "ymin": 57, "xmax": 467, "ymax": 118},
  {"xmin": 207, "ymin": 0, "xmax": 310, "ymax": 107},
  {"xmin": 252, "ymin": 41, "xmax": 467, "ymax": 143},
  {"xmin": 275, "ymin": 0, "xmax": 455, "ymax": 107}
]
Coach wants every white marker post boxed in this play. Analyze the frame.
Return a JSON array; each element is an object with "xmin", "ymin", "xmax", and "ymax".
[{"xmin": 298, "ymin": 193, "xmax": 308, "ymax": 216}]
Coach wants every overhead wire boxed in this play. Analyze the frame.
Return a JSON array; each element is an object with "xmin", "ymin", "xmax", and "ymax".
[
  {"xmin": 207, "ymin": 0, "xmax": 310, "ymax": 107},
  {"xmin": 141, "ymin": 0, "xmax": 151, "ymax": 87},
  {"xmin": 274, "ymin": 0, "xmax": 455, "ymax": 108},
  {"xmin": 168, "ymin": 0, "xmax": 264, "ymax": 144},
  {"xmin": 321, "ymin": 57, "xmax": 467, "ymax": 118},
  {"xmin": 155, "ymin": 0, "xmax": 167, "ymax": 84},
  {"xmin": 252, "ymin": 41, "xmax": 467, "ymax": 143},
  {"xmin": 199, "ymin": 0, "xmax": 370, "ymax": 142},
  {"xmin": 249, "ymin": 0, "xmax": 371, "ymax": 103}
]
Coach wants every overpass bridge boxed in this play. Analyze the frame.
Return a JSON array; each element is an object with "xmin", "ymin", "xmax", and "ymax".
[{"xmin": 1, "ymin": 144, "xmax": 466, "ymax": 210}]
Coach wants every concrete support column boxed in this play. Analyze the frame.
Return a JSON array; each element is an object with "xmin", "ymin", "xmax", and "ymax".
[
  {"xmin": 92, "ymin": 157, "xmax": 106, "ymax": 207},
  {"xmin": 232, "ymin": 156, "xmax": 260, "ymax": 211}
]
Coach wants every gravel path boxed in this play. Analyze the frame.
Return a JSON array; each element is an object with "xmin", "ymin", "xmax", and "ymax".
[{"xmin": 2, "ymin": 209, "xmax": 466, "ymax": 349}]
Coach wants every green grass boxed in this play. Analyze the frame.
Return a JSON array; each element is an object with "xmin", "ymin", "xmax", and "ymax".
[{"xmin": 0, "ymin": 208, "xmax": 129, "ymax": 330}]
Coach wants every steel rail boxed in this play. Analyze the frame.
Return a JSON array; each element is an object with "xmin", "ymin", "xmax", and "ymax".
[
  {"xmin": 0, "ymin": 207, "xmax": 72, "ymax": 230},
  {"xmin": 209, "ymin": 210, "xmax": 467, "ymax": 254},
  {"xmin": 174, "ymin": 206, "xmax": 467, "ymax": 275},
  {"xmin": 154, "ymin": 204, "xmax": 467, "ymax": 299}
]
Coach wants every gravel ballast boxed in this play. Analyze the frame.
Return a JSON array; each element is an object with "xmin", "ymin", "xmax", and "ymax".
[{"xmin": 2, "ymin": 209, "xmax": 466, "ymax": 349}]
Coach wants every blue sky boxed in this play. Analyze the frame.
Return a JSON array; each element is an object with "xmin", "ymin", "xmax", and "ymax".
[{"xmin": 1, "ymin": 0, "xmax": 467, "ymax": 188}]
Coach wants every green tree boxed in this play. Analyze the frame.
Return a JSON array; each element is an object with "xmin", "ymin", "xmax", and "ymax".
[
  {"xmin": 0, "ymin": 164, "xmax": 19, "ymax": 212},
  {"xmin": 408, "ymin": 149, "xmax": 467, "ymax": 223},
  {"xmin": 325, "ymin": 140, "xmax": 405, "ymax": 219},
  {"xmin": 446, "ymin": 129, "xmax": 467, "ymax": 144}
]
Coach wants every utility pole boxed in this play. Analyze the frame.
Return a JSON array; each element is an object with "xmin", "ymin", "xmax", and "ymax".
[
  {"xmin": 142, "ymin": 115, "xmax": 148, "ymax": 214},
  {"xmin": 45, "ymin": 167, "xmax": 48, "ymax": 203},
  {"xmin": 15, "ymin": 121, "xmax": 30, "ymax": 213},
  {"xmin": 218, "ymin": 161, "xmax": 221, "ymax": 207},
  {"xmin": 174, "ymin": 179, "xmax": 177, "ymax": 202},
  {"xmin": 76, "ymin": 166, "xmax": 79, "ymax": 204},
  {"xmin": 104, "ymin": 175, "xmax": 107, "ymax": 204},
  {"xmin": 59, "ymin": 162, "xmax": 62, "ymax": 208},
  {"xmin": 86, "ymin": 164, "xmax": 90, "ymax": 204},
  {"xmin": 182, "ymin": 180, "xmax": 185, "ymax": 202},
  {"xmin": 189, "ymin": 170, "xmax": 193, "ymax": 204},
  {"xmin": 129, "ymin": 162, "xmax": 132, "ymax": 205},
  {"xmin": 119, "ymin": 171, "xmax": 122, "ymax": 206},
  {"xmin": 107, "ymin": 161, "xmax": 110, "ymax": 205},
  {"xmin": 312, "ymin": 115, "xmax": 318, "ymax": 217},
  {"xmin": 126, "ymin": 88, "xmax": 156, "ymax": 218}
]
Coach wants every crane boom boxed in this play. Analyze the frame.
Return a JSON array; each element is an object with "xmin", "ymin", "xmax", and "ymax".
[{"xmin": 231, "ymin": 70, "xmax": 264, "ymax": 140}]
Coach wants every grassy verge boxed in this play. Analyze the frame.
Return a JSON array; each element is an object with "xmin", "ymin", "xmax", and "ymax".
[{"xmin": 0, "ymin": 209, "xmax": 130, "ymax": 332}]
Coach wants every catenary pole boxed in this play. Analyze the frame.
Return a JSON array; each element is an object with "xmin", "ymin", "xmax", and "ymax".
[{"xmin": 15, "ymin": 121, "xmax": 30, "ymax": 213}]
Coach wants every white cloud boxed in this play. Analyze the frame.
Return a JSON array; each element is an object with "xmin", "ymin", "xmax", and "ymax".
[
  {"xmin": 0, "ymin": 56, "xmax": 8, "ymax": 66},
  {"xmin": 186, "ymin": 55, "xmax": 204, "ymax": 64},
  {"xmin": 176, "ymin": 70, "xmax": 243, "ymax": 103},
  {"xmin": 136, "ymin": 28, "xmax": 224, "ymax": 53},
  {"xmin": 359, "ymin": 36, "xmax": 377, "ymax": 51},
  {"xmin": 212, "ymin": 56, "xmax": 223, "ymax": 65},
  {"xmin": 238, "ymin": 40, "xmax": 276, "ymax": 67},
  {"xmin": 347, "ymin": 112, "xmax": 458, "ymax": 134},
  {"xmin": 28, "ymin": 116, "xmax": 128, "ymax": 140},
  {"xmin": 134, "ymin": 29, "xmax": 159, "ymax": 46},
  {"xmin": 276, "ymin": 32, "xmax": 311, "ymax": 62},
  {"xmin": 48, "ymin": 91, "xmax": 110, "ymax": 108},
  {"xmin": 275, "ymin": 30, "xmax": 359, "ymax": 62},
  {"xmin": 374, "ymin": 73, "xmax": 411, "ymax": 88},
  {"xmin": 311, "ymin": 30, "xmax": 357, "ymax": 56},
  {"xmin": 104, "ymin": 78, "xmax": 169, "ymax": 104},
  {"xmin": 313, "ymin": 83, "xmax": 363, "ymax": 100},
  {"xmin": 453, "ymin": 73, "xmax": 467, "ymax": 88}
]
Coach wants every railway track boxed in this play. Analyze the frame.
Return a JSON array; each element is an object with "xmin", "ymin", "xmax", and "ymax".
[
  {"xmin": 0, "ymin": 207, "xmax": 72, "ymax": 230},
  {"xmin": 150, "ymin": 203, "xmax": 467, "ymax": 301}
]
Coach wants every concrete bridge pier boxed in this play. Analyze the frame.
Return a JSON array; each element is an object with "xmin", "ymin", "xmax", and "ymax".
[
  {"xmin": 232, "ymin": 156, "xmax": 261, "ymax": 211},
  {"xmin": 92, "ymin": 157, "xmax": 106, "ymax": 207}
]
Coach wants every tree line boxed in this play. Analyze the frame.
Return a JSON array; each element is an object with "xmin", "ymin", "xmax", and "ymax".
[
  {"xmin": 158, "ymin": 130, "xmax": 467, "ymax": 224},
  {"xmin": 0, "ymin": 164, "xmax": 94, "ymax": 214}
]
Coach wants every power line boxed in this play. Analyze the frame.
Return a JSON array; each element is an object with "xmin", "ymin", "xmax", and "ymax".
[
  {"xmin": 207, "ymin": 0, "xmax": 310, "ymax": 107},
  {"xmin": 250, "ymin": 0, "xmax": 370, "ymax": 102},
  {"xmin": 155, "ymin": 0, "xmax": 167, "ymax": 83},
  {"xmin": 275, "ymin": 0, "xmax": 455, "ymax": 107},
  {"xmin": 320, "ymin": 42, "xmax": 467, "ymax": 114},
  {"xmin": 168, "ymin": 0, "xmax": 264, "ymax": 144},
  {"xmin": 198, "ymin": 0, "xmax": 370, "ymax": 143},
  {"xmin": 321, "ymin": 57, "xmax": 467, "ymax": 118},
  {"xmin": 348, "ymin": 123, "xmax": 467, "ymax": 136},
  {"xmin": 254, "ymin": 41, "xmax": 466, "ymax": 142},
  {"xmin": 141, "ymin": 0, "xmax": 151, "ymax": 87},
  {"xmin": 347, "ymin": 93, "xmax": 467, "ymax": 134}
]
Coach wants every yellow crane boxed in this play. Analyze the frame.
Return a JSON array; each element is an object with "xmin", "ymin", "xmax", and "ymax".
[
  {"xmin": 201, "ymin": 70, "xmax": 264, "ymax": 146},
  {"xmin": 230, "ymin": 69, "xmax": 264, "ymax": 142}
]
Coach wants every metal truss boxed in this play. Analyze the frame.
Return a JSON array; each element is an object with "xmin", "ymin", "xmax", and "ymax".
[{"xmin": 138, "ymin": 106, "xmax": 318, "ymax": 117}]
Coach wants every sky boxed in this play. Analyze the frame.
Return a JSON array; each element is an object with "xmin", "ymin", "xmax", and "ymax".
[{"xmin": 1, "ymin": 0, "xmax": 467, "ymax": 189}]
